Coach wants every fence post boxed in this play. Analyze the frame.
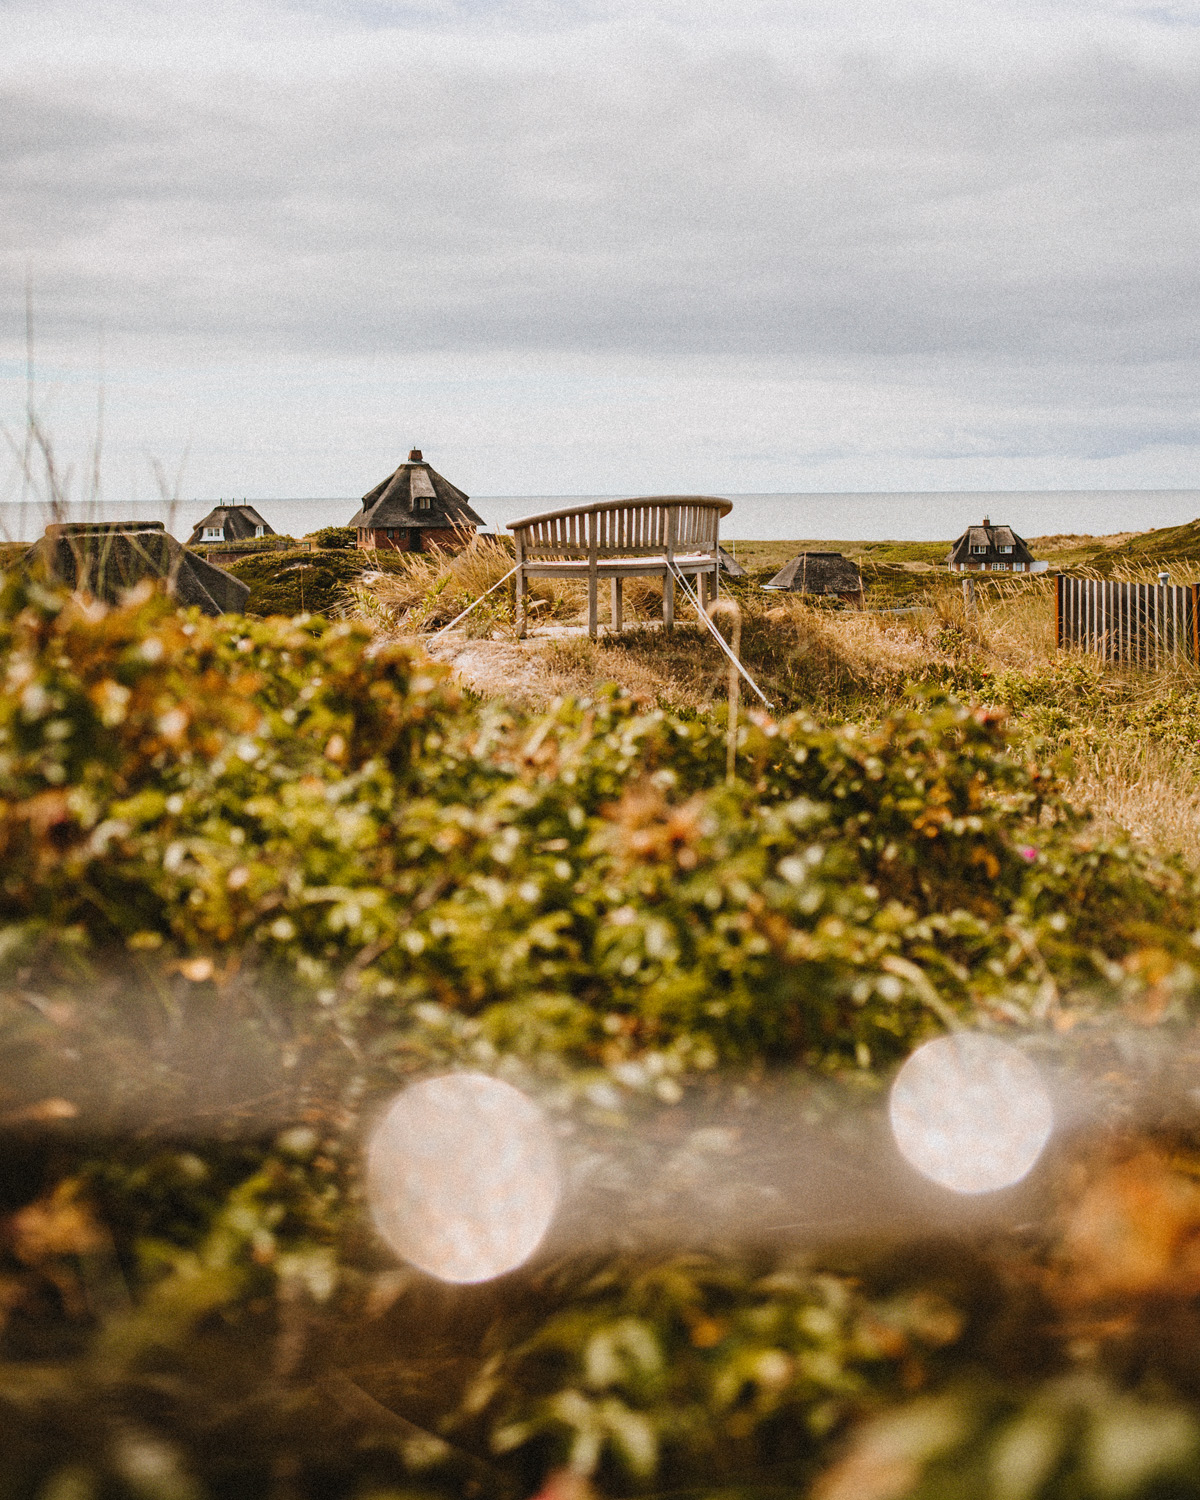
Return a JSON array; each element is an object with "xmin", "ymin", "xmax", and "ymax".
[
  {"xmin": 1194, "ymin": 583, "xmax": 1199, "ymax": 667},
  {"xmin": 1054, "ymin": 573, "xmax": 1063, "ymax": 649},
  {"xmin": 962, "ymin": 576, "xmax": 976, "ymax": 620}
]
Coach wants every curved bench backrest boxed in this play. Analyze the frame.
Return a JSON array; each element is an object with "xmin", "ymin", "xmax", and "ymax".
[{"xmin": 509, "ymin": 496, "xmax": 730, "ymax": 559}]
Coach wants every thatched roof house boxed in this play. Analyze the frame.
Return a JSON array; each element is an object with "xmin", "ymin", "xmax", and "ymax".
[
  {"xmin": 763, "ymin": 552, "xmax": 863, "ymax": 602},
  {"xmin": 717, "ymin": 546, "xmax": 746, "ymax": 578},
  {"xmin": 27, "ymin": 521, "xmax": 249, "ymax": 615},
  {"xmin": 946, "ymin": 517, "xmax": 1036, "ymax": 573},
  {"xmin": 347, "ymin": 449, "xmax": 484, "ymax": 553},
  {"xmin": 187, "ymin": 504, "xmax": 274, "ymax": 546}
]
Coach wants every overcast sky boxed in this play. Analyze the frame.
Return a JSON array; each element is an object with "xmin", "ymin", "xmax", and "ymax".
[{"xmin": 2, "ymin": 0, "xmax": 1199, "ymax": 504}]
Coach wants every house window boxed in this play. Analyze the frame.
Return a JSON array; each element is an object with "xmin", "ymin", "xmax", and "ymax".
[
  {"xmin": 971, "ymin": 545, "xmax": 987, "ymax": 554},
  {"xmin": 418, "ymin": 496, "xmax": 431, "ymax": 510},
  {"xmin": 999, "ymin": 545, "xmax": 1012, "ymax": 553},
  {"xmin": 203, "ymin": 526, "xmax": 223, "ymax": 541},
  {"xmin": 255, "ymin": 524, "xmax": 265, "ymax": 537}
]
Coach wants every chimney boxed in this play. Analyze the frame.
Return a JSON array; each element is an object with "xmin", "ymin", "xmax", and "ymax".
[
  {"xmin": 982, "ymin": 516, "xmax": 991, "ymax": 527},
  {"xmin": 408, "ymin": 449, "xmax": 423, "ymax": 463}
]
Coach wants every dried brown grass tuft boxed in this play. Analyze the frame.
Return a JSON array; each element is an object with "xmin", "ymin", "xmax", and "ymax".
[
  {"xmin": 362, "ymin": 554, "xmax": 1200, "ymax": 869},
  {"xmin": 1068, "ymin": 739, "xmax": 1200, "ymax": 868},
  {"xmin": 970, "ymin": 576, "xmax": 1058, "ymax": 668}
]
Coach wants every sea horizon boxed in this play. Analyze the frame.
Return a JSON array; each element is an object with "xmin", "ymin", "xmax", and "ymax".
[{"xmin": 3, "ymin": 488, "xmax": 1199, "ymax": 546}]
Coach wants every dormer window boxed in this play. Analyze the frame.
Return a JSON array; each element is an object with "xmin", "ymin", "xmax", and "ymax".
[
  {"xmin": 410, "ymin": 468, "xmax": 437, "ymax": 512},
  {"xmin": 203, "ymin": 526, "xmax": 223, "ymax": 541},
  {"xmin": 999, "ymin": 544, "xmax": 1012, "ymax": 553},
  {"xmin": 971, "ymin": 544, "xmax": 987, "ymax": 554},
  {"xmin": 255, "ymin": 524, "xmax": 265, "ymax": 537}
]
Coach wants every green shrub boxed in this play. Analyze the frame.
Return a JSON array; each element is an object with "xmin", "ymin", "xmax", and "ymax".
[
  {"xmin": 4, "ymin": 570, "xmax": 1200, "ymax": 1497},
  {"xmin": 307, "ymin": 526, "xmax": 358, "ymax": 550},
  {"xmin": 223, "ymin": 544, "xmax": 407, "ymax": 616}
]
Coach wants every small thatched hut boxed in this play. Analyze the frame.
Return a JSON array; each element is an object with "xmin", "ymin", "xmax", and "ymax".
[
  {"xmin": 187, "ymin": 504, "xmax": 274, "ymax": 546},
  {"xmin": 27, "ymin": 521, "xmax": 249, "ymax": 615},
  {"xmin": 946, "ymin": 517, "xmax": 1036, "ymax": 573},
  {"xmin": 763, "ymin": 552, "xmax": 864, "ymax": 603},
  {"xmin": 347, "ymin": 449, "xmax": 484, "ymax": 553},
  {"xmin": 718, "ymin": 546, "xmax": 746, "ymax": 578}
]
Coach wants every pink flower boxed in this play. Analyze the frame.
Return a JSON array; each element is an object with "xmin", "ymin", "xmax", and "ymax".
[{"xmin": 1019, "ymin": 846, "xmax": 1037, "ymax": 862}]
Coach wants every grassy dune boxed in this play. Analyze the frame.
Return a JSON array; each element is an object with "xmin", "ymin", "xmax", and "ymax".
[{"xmin": 349, "ymin": 532, "xmax": 1200, "ymax": 872}]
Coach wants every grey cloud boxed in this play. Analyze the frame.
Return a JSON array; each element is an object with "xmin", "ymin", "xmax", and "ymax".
[{"xmin": 3, "ymin": 39, "xmax": 1200, "ymax": 375}]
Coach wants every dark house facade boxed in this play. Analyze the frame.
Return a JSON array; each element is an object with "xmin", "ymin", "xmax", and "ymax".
[
  {"xmin": 946, "ymin": 517, "xmax": 1036, "ymax": 573},
  {"xmin": 187, "ymin": 504, "xmax": 275, "ymax": 546},
  {"xmin": 347, "ymin": 450, "xmax": 484, "ymax": 553},
  {"xmin": 763, "ymin": 552, "xmax": 864, "ymax": 603}
]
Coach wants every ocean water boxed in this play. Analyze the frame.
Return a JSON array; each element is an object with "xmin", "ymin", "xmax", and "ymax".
[{"xmin": 3, "ymin": 490, "xmax": 1199, "ymax": 545}]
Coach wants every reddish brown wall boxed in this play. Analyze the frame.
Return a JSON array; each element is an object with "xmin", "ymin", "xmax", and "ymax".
[
  {"xmin": 356, "ymin": 527, "xmax": 475, "ymax": 553},
  {"xmin": 357, "ymin": 529, "xmax": 411, "ymax": 551},
  {"xmin": 420, "ymin": 528, "xmax": 474, "ymax": 551}
]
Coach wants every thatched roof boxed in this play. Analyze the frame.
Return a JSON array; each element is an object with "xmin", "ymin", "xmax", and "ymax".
[
  {"xmin": 187, "ymin": 505, "xmax": 274, "ymax": 545},
  {"xmin": 763, "ymin": 552, "xmax": 863, "ymax": 594},
  {"xmin": 347, "ymin": 449, "xmax": 485, "ymax": 533},
  {"xmin": 27, "ymin": 521, "xmax": 249, "ymax": 615},
  {"xmin": 718, "ymin": 546, "xmax": 746, "ymax": 577},
  {"xmin": 946, "ymin": 518, "xmax": 1034, "ymax": 567}
]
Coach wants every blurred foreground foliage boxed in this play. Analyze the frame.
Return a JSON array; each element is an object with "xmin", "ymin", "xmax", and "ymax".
[{"xmin": 4, "ymin": 573, "xmax": 1200, "ymax": 1498}]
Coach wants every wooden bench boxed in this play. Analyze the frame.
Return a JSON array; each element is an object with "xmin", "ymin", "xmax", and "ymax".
[{"xmin": 508, "ymin": 496, "xmax": 732, "ymax": 638}]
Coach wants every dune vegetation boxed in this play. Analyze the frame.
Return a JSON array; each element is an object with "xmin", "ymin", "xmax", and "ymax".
[{"xmin": 4, "ymin": 523, "xmax": 1200, "ymax": 1498}]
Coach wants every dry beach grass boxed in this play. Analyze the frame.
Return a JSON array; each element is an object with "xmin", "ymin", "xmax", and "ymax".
[{"xmin": 351, "ymin": 551, "xmax": 1200, "ymax": 871}]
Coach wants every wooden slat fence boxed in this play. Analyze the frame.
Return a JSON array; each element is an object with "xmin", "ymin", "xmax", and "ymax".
[{"xmin": 1056, "ymin": 574, "xmax": 1199, "ymax": 667}]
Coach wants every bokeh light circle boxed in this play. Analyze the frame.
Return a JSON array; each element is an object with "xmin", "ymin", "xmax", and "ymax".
[
  {"xmin": 366, "ymin": 1072, "xmax": 560, "ymax": 1283},
  {"xmin": 888, "ymin": 1033, "xmax": 1053, "ymax": 1194}
]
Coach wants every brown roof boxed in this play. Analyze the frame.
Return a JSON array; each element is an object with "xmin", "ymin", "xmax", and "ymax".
[
  {"xmin": 946, "ymin": 519, "xmax": 1035, "ymax": 566},
  {"xmin": 763, "ymin": 552, "xmax": 863, "ymax": 594},
  {"xmin": 187, "ymin": 504, "xmax": 274, "ymax": 545},
  {"xmin": 26, "ymin": 521, "xmax": 249, "ymax": 615},
  {"xmin": 348, "ymin": 449, "xmax": 485, "ymax": 532}
]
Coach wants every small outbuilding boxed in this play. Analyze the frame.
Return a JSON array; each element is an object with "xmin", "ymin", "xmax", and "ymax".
[
  {"xmin": 717, "ymin": 546, "xmax": 746, "ymax": 578},
  {"xmin": 946, "ymin": 517, "xmax": 1036, "ymax": 573},
  {"xmin": 187, "ymin": 504, "xmax": 275, "ymax": 546},
  {"xmin": 347, "ymin": 449, "xmax": 484, "ymax": 553},
  {"xmin": 27, "ymin": 521, "xmax": 249, "ymax": 615},
  {"xmin": 763, "ymin": 551, "xmax": 864, "ymax": 603}
]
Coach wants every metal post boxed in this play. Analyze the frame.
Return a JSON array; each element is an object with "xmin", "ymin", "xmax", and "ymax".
[{"xmin": 708, "ymin": 598, "xmax": 742, "ymax": 785}]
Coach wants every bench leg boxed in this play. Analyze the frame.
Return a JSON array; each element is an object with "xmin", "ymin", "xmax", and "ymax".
[
  {"xmin": 515, "ymin": 568, "xmax": 527, "ymax": 639},
  {"xmin": 663, "ymin": 569, "xmax": 675, "ymax": 630},
  {"xmin": 611, "ymin": 576, "xmax": 623, "ymax": 632},
  {"xmin": 588, "ymin": 572, "xmax": 598, "ymax": 638}
]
